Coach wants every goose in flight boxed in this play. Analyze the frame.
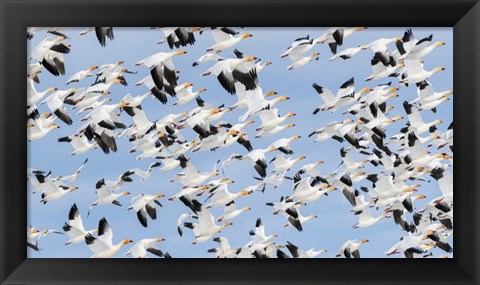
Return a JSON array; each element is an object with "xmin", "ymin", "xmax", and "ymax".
[
  {"xmin": 353, "ymin": 209, "xmax": 390, "ymax": 229},
  {"xmin": 27, "ymin": 79, "xmax": 57, "ymax": 106},
  {"xmin": 202, "ymin": 55, "xmax": 258, "ymax": 94},
  {"xmin": 58, "ymin": 133, "xmax": 96, "ymax": 156},
  {"xmin": 287, "ymin": 52, "xmax": 319, "ymax": 70},
  {"xmin": 63, "ymin": 203, "xmax": 98, "ymax": 245},
  {"xmin": 268, "ymin": 135, "xmax": 301, "ymax": 155},
  {"xmin": 53, "ymin": 158, "xmax": 89, "ymax": 183},
  {"xmin": 135, "ymin": 50, "xmax": 188, "ymax": 90},
  {"xmin": 365, "ymin": 52, "xmax": 404, "ymax": 81},
  {"xmin": 128, "ymin": 162, "xmax": 162, "ymax": 180},
  {"xmin": 270, "ymin": 154, "xmax": 305, "ymax": 174},
  {"xmin": 284, "ymin": 241, "xmax": 327, "ymax": 258},
  {"xmin": 399, "ymin": 59, "xmax": 444, "ymax": 85},
  {"xmin": 31, "ymin": 172, "xmax": 79, "ymax": 204},
  {"xmin": 328, "ymin": 44, "xmax": 369, "ymax": 61},
  {"xmin": 88, "ymin": 179, "xmax": 130, "ymax": 217},
  {"xmin": 204, "ymin": 184, "xmax": 251, "ymax": 209},
  {"xmin": 85, "ymin": 218, "xmax": 133, "ymax": 258},
  {"xmin": 27, "ymin": 227, "xmax": 64, "ymax": 251},
  {"xmin": 249, "ymin": 218, "xmax": 277, "ymax": 243},
  {"xmin": 223, "ymin": 146, "xmax": 276, "ymax": 178},
  {"xmin": 208, "ymin": 237, "xmax": 236, "ymax": 258},
  {"xmin": 336, "ymin": 239, "xmax": 369, "ymax": 258},
  {"xmin": 30, "ymin": 36, "xmax": 71, "ymax": 76},
  {"xmin": 192, "ymin": 50, "xmax": 224, "ymax": 66},
  {"xmin": 66, "ymin": 65, "xmax": 98, "ymax": 85},
  {"xmin": 128, "ymin": 194, "xmax": 165, "ymax": 227},
  {"xmin": 217, "ymin": 201, "xmax": 251, "ymax": 222},
  {"xmin": 207, "ymin": 28, "xmax": 252, "ymax": 52},
  {"xmin": 184, "ymin": 203, "xmax": 233, "ymax": 244},
  {"xmin": 125, "ymin": 237, "xmax": 166, "ymax": 258}
]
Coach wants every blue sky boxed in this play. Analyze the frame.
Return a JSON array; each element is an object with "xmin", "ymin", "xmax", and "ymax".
[{"xmin": 27, "ymin": 27, "xmax": 453, "ymax": 258}]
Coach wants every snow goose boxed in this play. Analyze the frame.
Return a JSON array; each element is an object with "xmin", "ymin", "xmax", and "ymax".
[
  {"xmin": 280, "ymin": 35, "xmax": 316, "ymax": 58},
  {"xmin": 79, "ymin": 27, "xmax": 114, "ymax": 47},
  {"xmin": 290, "ymin": 175, "xmax": 335, "ymax": 205},
  {"xmin": 395, "ymin": 29, "xmax": 442, "ymax": 60},
  {"xmin": 88, "ymin": 179, "xmax": 130, "ymax": 216},
  {"xmin": 125, "ymin": 237, "xmax": 166, "ymax": 258},
  {"xmin": 270, "ymin": 154, "xmax": 305, "ymax": 174},
  {"xmin": 204, "ymin": 184, "xmax": 251, "ymax": 208},
  {"xmin": 207, "ymin": 29, "xmax": 252, "ymax": 52},
  {"xmin": 185, "ymin": 205, "xmax": 233, "ymax": 244},
  {"xmin": 224, "ymin": 146, "xmax": 276, "ymax": 178},
  {"xmin": 285, "ymin": 241, "xmax": 327, "ymax": 258},
  {"xmin": 208, "ymin": 237, "xmax": 236, "ymax": 258},
  {"xmin": 27, "ymin": 227, "xmax": 63, "ymax": 251},
  {"xmin": 28, "ymin": 63, "xmax": 42, "ymax": 83},
  {"xmin": 129, "ymin": 162, "xmax": 162, "ymax": 180},
  {"xmin": 30, "ymin": 36, "xmax": 71, "ymax": 76},
  {"xmin": 253, "ymin": 172, "xmax": 292, "ymax": 190},
  {"xmin": 417, "ymin": 96, "xmax": 449, "ymax": 112},
  {"xmin": 266, "ymin": 196, "xmax": 297, "ymax": 216},
  {"xmin": 404, "ymin": 132, "xmax": 449, "ymax": 170},
  {"xmin": 368, "ymin": 37, "xmax": 400, "ymax": 53},
  {"xmin": 311, "ymin": 77, "xmax": 355, "ymax": 113},
  {"xmin": 32, "ymin": 172, "xmax": 78, "ymax": 204},
  {"xmin": 239, "ymin": 91, "xmax": 289, "ymax": 122},
  {"xmin": 192, "ymin": 129, "xmax": 240, "ymax": 152},
  {"xmin": 27, "ymin": 121, "xmax": 60, "ymax": 141},
  {"xmin": 318, "ymin": 27, "xmax": 367, "ymax": 54},
  {"xmin": 202, "ymin": 55, "xmax": 258, "ymax": 94},
  {"xmin": 27, "ymin": 79, "xmax": 57, "ymax": 106},
  {"xmin": 158, "ymin": 155, "xmax": 188, "ymax": 172},
  {"xmin": 353, "ymin": 209, "xmax": 390, "ymax": 229},
  {"xmin": 385, "ymin": 235, "xmax": 436, "ymax": 258},
  {"xmin": 85, "ymin": 218, "xmax": 133, "ymax": 258},
  {"xmin": 336, "ymin": 239, "xmax": 369, "ymax": 258},
  {"xmin": 193, "ymin": 50, "xmax": 223, "ymax": 66},
  {"xmin": 66, "ymin": 66, "xmax": 98, "ymax": 85},
  {"xmin": 297, "ymin": 160, "xmax": 324, "ymax": 176},
  {"xmin": 54, "ymin": 158, "xmax": 89, "ymax": 183},
  {"xmin": 254, "ymin": 123, "xmax": 295, "ymax": 138},
  {"xmin": 63, "ymin": 204, "xmax": 98, "ymax": 245},
  {"xmin": 402, "ymin": 101, "xmax": 443, "ymax": 134},
  {"xmin": 135, "ymin": 50, "xmax": 187, "ymax": 89},
  {"xmin": 399, "ymin": 59, "xmax": 444, "ymax": 84},
  {"xmin": 365, "ymin": 52, "xmax": 404, "ymax": 81},
  {"xmin": 177, "ymin": 213, "xmax": 198, "ymax": 237},
  {"xmin": 429, "ymin": 167, "xmax": 452, "ymax": 204},
  {"xmin": 173, "ymin": 85, "xmax": 207, "ymax": 105},
  {"xmin": 42, "ymin": 88, "xmax": 78, "ymax": 125},
  {"xmin": 128, "ymin": 194, "xmax": 165, "ymax": 227},
  {"xmin": 412, "ymin": 80, "xmax": 453, "ymax": 105},
  {"xmin": 287, "ymin": 52, "xmax": 319, "ymax": 70},
  {"xmin": 282, "ymin": 205, "xmax": 318, "ymax": 231},
  {"xmin": 249, "ymin": 218, "xmax": 277, "ymax": 243},
  {"xmin": 255, "ymin": 108, "xmax": 296, "ymax": 131},
  {"xmin": 154, "ymin": 27, "xmax": 199, "ymax": 49},
  {"xmin": 398, "ymin": 40, "xmax": 445, "ymax": 60},
  {"xmin": 308, "ymin": 119, "xmax": 355, "ymax": 142},
  {"xmin": 217, "ymin": 201, "xmax": 251, "ymax": 222},
  {"xmin": 58, "ymin": 133, "xmax": 96, "ymax": 156},
  {"xmin": 329, "ymin": 44, "xmax": 369, "ymax": 61}
]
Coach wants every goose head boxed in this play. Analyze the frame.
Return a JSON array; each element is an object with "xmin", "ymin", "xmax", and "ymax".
[{"xmin": 264, "ymin": 91, "xmax": 277, "ymax": 97}]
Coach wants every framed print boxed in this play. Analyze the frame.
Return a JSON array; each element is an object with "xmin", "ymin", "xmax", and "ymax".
[{"xmin": 1, "ymin": 0, "xmax": 479, "ymax": 284}]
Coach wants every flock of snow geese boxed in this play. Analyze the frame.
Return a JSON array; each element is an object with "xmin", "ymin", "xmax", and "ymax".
[{"xmin": 27, "ymin": 27, "xmax": 453, "ymax": 258}]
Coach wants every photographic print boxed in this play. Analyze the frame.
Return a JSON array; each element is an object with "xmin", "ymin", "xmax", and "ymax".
[{"xmin": 27, "ymin": 27, "xmax": 453, "ymax": 258}]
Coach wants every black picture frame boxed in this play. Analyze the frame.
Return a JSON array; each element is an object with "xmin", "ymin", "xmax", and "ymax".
[{"xmin": 1, "ymin": 0, "xmax": 479, "ymax": 284}]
